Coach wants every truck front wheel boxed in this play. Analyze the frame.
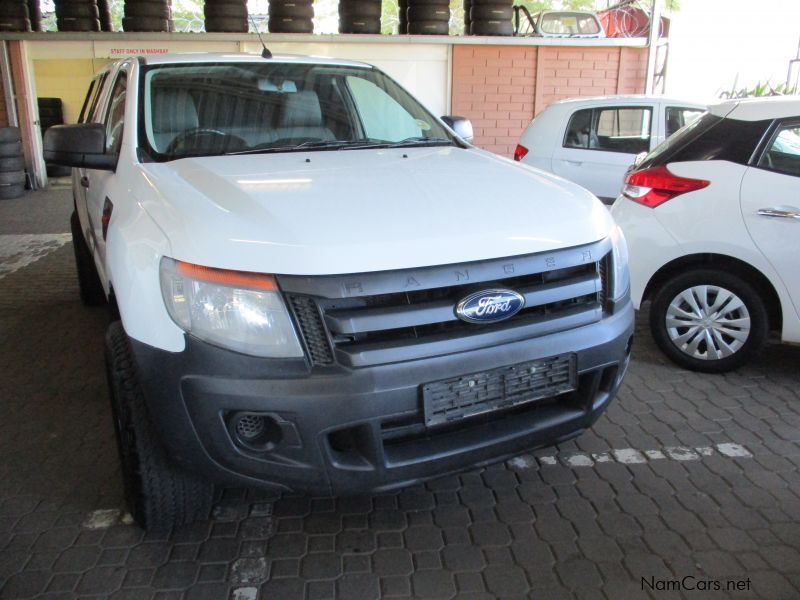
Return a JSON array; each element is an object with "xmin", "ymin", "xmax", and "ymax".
[{"xmin": 105, "ymin": 321, "xmax": 213, "ymax": 530}]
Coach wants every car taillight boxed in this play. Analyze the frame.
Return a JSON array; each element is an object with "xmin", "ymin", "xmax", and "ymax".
[
  {"xmin": 622, "ymin": 166, "xmax": 709, "ymax": 208},
  {"xmin": 513, "ymin": 144, "xmax": 529, "ymax": 162}
]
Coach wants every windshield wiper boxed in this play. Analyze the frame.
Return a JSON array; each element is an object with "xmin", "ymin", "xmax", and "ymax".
[
  {"xmin": 225, "ymin": 139, "xmax": 391, "ymax": 156},
  {"xmin": 385, "ymin": 137, "xmax": 455, "ymax": 148}
]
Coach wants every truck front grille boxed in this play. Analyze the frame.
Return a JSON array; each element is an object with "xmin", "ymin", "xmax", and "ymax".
[{"xmin": 280, "ymin": 239, "xmax": 613, "ymax": 368}]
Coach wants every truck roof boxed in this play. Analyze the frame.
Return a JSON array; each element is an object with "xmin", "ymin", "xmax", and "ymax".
[{"xmin": 139, "ymin": 52, "xmax": 372, "ymax": 69}]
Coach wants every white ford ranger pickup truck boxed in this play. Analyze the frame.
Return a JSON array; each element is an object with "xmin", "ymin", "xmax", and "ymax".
[{"xmin": 45, "ymin": 53, "xmax": 633, "ymax": 530}]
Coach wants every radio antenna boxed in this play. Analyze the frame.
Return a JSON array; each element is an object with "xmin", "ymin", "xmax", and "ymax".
[{"xmin": 248, "ymin": 13, "xmax": 272, "ymax": 59}]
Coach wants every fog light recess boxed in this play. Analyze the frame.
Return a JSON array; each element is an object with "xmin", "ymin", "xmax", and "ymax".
[{"xmin": 229, "ymin": 412, "xmax": 282, "ymax": 452}]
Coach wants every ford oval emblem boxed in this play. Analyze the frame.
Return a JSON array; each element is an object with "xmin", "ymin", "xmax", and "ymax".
[{"xmin": 455, "ymin": 289, "xmax": 525, "ymax": 324}]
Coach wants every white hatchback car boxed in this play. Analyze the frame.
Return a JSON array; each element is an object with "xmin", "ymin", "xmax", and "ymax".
[
  {"xmin": 515, "ymin": 95, "xmax": 705, "ymax": 202},
  {"xmin": 612, "ymin": 96, "xmax": 800, "ymax": 372}
]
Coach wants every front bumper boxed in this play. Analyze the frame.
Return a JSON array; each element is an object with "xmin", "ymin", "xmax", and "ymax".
[{"xmin": 130, "ymin": 300, "xmax": 633, "ymax": 495}]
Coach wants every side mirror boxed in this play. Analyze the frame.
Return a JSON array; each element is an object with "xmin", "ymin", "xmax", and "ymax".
[
  {"xmin": 44, "ymin": 123, "xmax": 117, "ymax": 170},
  {"xmin": 441, "ymin": 116, "xmax": 474, "ymax": 144}
]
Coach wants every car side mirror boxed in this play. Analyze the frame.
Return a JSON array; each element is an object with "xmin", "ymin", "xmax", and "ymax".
[
  {"xmin": 441, "ymin": 116, "xmax": 474, "ymax": 144},
  {"xmin": 44, "ymin": 123, "xmax": 117, "ymax": 170}
]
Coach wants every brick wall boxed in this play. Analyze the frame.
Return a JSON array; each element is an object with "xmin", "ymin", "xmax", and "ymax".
[
  {"xmin": 451, "ymin": 46, "xmax": 538, "ymax": 156},
  {"xmin": 451, "ymin": 45, "xmax": 648, "ymax": 158}
]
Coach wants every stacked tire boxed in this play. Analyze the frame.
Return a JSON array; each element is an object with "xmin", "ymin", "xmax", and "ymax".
[
  {"xmin": 398, "ymin": 0, "xmax": 407, "ymax": 33},
  {"xmin": 406, "ymin": 0, "xmax": 449, "ymax": 35},
  {"xmin": 462, "ymin": 0, "xmax": 470, "ymax": 35},
  {"xmin": 0, "ymin": 0, "xmax": 32, "ymax": 31},
  {"xmin": 0, "ymin": 128, "xmax": 26, "ymax": 201},
  {"xmin": 123, "ymin": 0, "xmax": 173, "ymax": 32},
  {"xmin": 205, "ymin": 0, "xmax": 248, "ymax": 33},
  {"xmin": 39, "ymin": 98, "xmax": 71, "ymax": 178},
  {"xmin": 338, "ymin": 0, "xmax": 380, "ymax": 34},
  {"xmin": 269, "ymin": 0, "xmax": 313, "ymax": 34},
  {"xmin": 468, "ymin": 0, "xmax": 513, "ymax": 36},
  {"xmin": 28, "ymin": 0, "xmax": 42, "ymax": 31},
  {"xmin": 55, "ymin": 0, "xmax": 100, "ymax": 32},
  {"xmin": 97, "ymin": 0, "xmax": 112, "ymax": 31}
]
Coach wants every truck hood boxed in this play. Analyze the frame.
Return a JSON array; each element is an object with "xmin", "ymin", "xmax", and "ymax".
[{"xmin": 137, "ymin": 146, "xmax": 614, "ymax": 275}]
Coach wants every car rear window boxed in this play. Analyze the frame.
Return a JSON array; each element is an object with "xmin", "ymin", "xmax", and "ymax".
[{"xmin": 640, "ymin": 112, "xmax": 772, "ymax": 168}]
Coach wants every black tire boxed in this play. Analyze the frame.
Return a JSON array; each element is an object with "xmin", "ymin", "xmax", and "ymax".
[
  {"xmin": 204, "ymin": 16, "xmax": 248, "ymax": 31},
  {"xmin": 70, "ymin": 211, "xmax": 106, "ymax": 306},
  {"xmin": 105, "ymin": 321, "xmax": 213, "ymax": 531},
  {"xmin": 407, "ymin": 5, "xmax": 449, "ymax": 21},
  {"xmin": 470, "ymin": 5, "xmax": 511, "ymax": 20},
  {"xmin": 406, "ymin": 0, "xmax": 449, "ymax": 5},
  {"xmin": 0, "ymin": 183, "xmax": 24, "ymax": 200},
  {"xmin": 55, "ymin": 3, "xmax": 99, "ymax": 19},
  {"xmin": 57, "ymin": 16, "xmax": 101, "ymax": 31},
  {"xmin": 0, "ymin": 127, "xmax": 21, "ymax": 143},
  {"xmin": 338, "ymin": 16, "xmax": 380, "ymax": 34},
  {"xmin": 471, "ymin": 0, "xmax": 510, "ymax": 5},
  {"xmin": 469, "ymin": 19, "xmax": 512, "ymax": 35},
  {"xmin": 0, "ymin": 171, "xmax": 25, "ymax": 186},
  {"xmin": 398, "ymin": 21, "xmax": 407, "ymax": 33},
  {"xmin": 0, "ymin": 156, "xmax": 24, "ymax": 172},
  {"xmin": 649, "ymin": 269, "xmax": 768, "ymax": 373},
  {"xmin": 28, "ymin": 0, "xmax": 42, "ymax": 30},
  {"xmin": 269, "ymin": 2, "xmax": 313, "ymax": 19},
  {"xmin": 0, "ymin": 17, "xmax": 31, "ymax": 31},
  {"xmin": 204, "ymin": 2, "xmax": 247, "ymax": 18},
  {"xmin": 407, "ymin": 20, "xmax": 449, "ymax": 34},
  {"xmin": 338, "ymin": 0, "xmax": 382, "ymax": 18},
  {"xmin": 38, "ymin": 97, "xmax": 62, "ymax": 110},
  {"xmin": 38, "ymin": 107, "xmax": 63, "ymax": 119},
  {"xmin": 0, "ymin": 3, "xmax": 29, "ymax": 18},
  {"xmin": 0, "ymin": 141, "xmax": 22, "ymax": 157},
  {"xmin": 268, "ymin": 16, "xmax": 313, "ymax": 33},
  {"xmin": 122, "ymin": 15, "xmax": 170, "ymax": 31},
  {"xmin": 125, "ymin": 1, "xmax": 171, "ymax": 19}
]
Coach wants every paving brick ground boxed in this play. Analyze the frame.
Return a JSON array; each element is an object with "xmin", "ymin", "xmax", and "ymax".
[{"xmin": 1, "ymin": 185, "xmax": 799, "ymax": 599}]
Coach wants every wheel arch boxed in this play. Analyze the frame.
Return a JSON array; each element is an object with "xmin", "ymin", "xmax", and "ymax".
[{"xmin": 642, "ymin": 253, "xmax": 783, "ymax": 333}]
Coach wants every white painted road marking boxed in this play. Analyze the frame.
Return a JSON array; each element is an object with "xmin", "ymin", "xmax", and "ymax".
[
  {"xmin": 508, "ymin": 443, "xmax": 754, "ymax": 470},
  {"xmin": 0, "ymin": 233, "xmax": 71, "ymax": 279},
  {"xmin": 716, "ymin": 443, "xmax": 753, "ymax": 458}
]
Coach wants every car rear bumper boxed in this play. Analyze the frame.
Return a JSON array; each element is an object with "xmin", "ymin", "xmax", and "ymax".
[{"xmin": 130, "ymin": 300, "xmax": 633, "ymax": 495}]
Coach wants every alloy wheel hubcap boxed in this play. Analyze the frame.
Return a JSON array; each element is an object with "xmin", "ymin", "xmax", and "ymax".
[{"xmin": 665, "ymin": 284, "xmax": 751, "ymax": 360}]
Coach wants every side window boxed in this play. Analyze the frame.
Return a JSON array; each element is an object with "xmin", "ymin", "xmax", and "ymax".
[
  {"xmin": 595, "ymin": 107, "xmax": 651, "ymax": 153},
  {"xmin": 78, "ymin": 78, "xmax": 97, "ymax": 124},
  {"xmin": 345, "ymin": 75, "xmax": 421, "ymax": 142},
  {"xmin": 564, "ymin": 109, "xmax": 593, "ymax": 148},
  {"xmin": 564, "ymin": 107, "xmax": 652, "ymax": 154},
  {"xmin": 758, "ymin": 121, "xmax": 800, "ymax": 177},
  {"xmin": 86, "ymin": 74, "xmax": 109, "ymax": 123},
  {"xmin": 104, "ymin": 72, "xmax": 127, "ymax": 154},
  {"xmin": 666, "ymin": 107, "xmax": 704, "ymax": 138}
]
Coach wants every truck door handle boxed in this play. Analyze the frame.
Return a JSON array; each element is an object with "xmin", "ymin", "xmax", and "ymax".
[
  {"xmin": 565, "ymin": 160, "xmax": 582, "ymax": 166},
  {"xmin": 757, "ymin": 207, "xmax": 800, "ymax": 219},
  {"xmin": 80, "ymin": 176, "xmax": 90, "ymax": 189}
]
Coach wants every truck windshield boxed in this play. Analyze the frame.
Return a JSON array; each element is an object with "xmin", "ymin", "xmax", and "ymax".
[{"xmin": 140, "ymin": 62, "xmax": 456, "ymax": 161}]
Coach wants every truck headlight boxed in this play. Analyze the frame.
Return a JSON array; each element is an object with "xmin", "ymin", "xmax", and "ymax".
[
  {"xmin": 610, "ymin": 226, "xmax": 630, "ymax": 301},
  {"xmin": 159, "ymin": 257, "xmax": 304, "ymax": 358}
]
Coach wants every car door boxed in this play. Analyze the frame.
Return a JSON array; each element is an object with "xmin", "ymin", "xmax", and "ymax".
[
  {"xmin": 551, "ymin": 104, "xmax": 653, "ymax": 201},
  {"xmin": 74, "ymin": 71, "xmax": 108, "ymax": 238},
  {"xmin": 740, "ymin": 118, "xmax": 800, "ymax": 317},
  {"xmin": 84, "ymin": 66, "xmax": 127, "ymax": 271}
]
